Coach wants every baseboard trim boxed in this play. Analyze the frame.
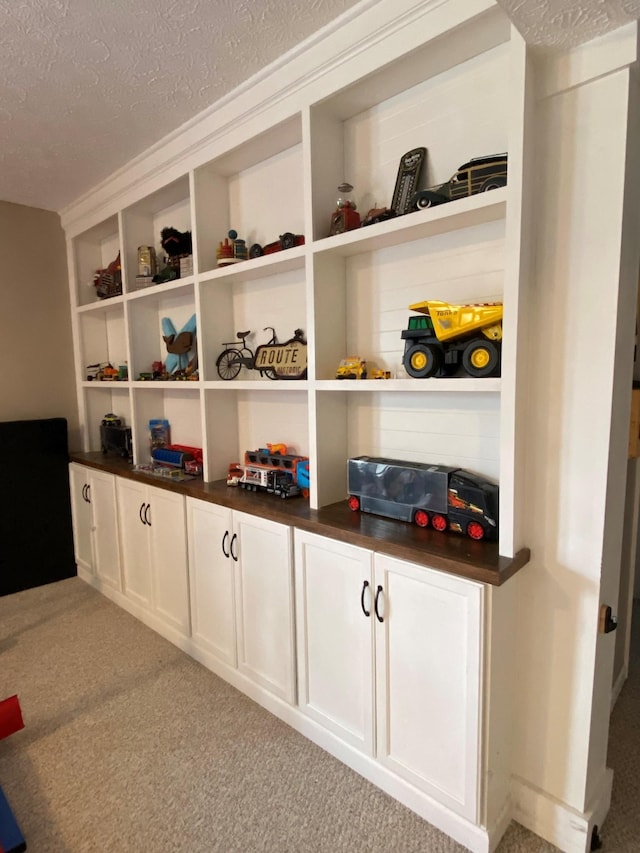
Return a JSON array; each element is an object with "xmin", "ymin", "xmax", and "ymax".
[
  {"xmin": 511, "ymin": 769, "xmax": 613, "ymax": 853},
  {"xmin": 487, "ymin": 797, "xmax": 513, "ymax": 853},
  {"xmin": 611, "ymin": 664, "xmax": 627, "ymax": 710}
]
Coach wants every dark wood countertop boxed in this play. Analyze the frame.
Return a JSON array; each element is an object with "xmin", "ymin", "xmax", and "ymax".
[{"xmin": 70, "ymin": 452, "xmax": 530, "ymax": 586}]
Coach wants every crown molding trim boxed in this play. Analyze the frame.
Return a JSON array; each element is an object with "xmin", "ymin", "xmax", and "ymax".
[{"xmin": 61, "ymin": 0, "xmax": 495, "ymax": 235}]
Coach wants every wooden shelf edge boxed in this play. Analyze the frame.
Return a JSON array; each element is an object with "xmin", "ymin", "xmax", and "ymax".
[{"xmin": 70, "ymin": 452, "xmax": 529, "ymax": 587}]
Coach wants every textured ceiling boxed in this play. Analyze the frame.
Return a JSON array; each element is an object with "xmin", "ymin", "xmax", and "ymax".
[
  {"xmin": 0, "ymin": 0, "xmax": 638, "ymax": 214},
  {"xmin": 500, "ymin": 0, "xmax": 640, "ymax": 48}
]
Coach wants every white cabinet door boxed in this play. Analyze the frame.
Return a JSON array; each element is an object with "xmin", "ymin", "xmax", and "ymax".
[
  {"xmin": 187, "ymin": 498, "xmax": 236, "ymax": 666},
  {"xmin": 374, "ymin": 553, "xmax": 483, "ymax": 823},
  {"xmin": 69, "ymin": 464, "xmax": 120, "ymax": 590},
  {"xmin": 148, "ymin": 484, "xmax": 190, "ymax": 636},
  {"xmin": 295, "ymin": 529, "xmax": 375, "ymax": 754},
  {"xmin": 117, "ymin": 479, "xmax": 190, "ymax": 635},
  {"xmin": 69, "ymin": 463, "xmax": 93, "ymax": 573},
  {"xmin": 117, "ymin": 478, "xmax": 153, "ymax": 609},
  {"xmin": 90, "ymin": 469, "xmax": 121, "ymax": 591},
  {"xmin": 234, "ymin": 510, "xmax": 295, "ymax": 703}
]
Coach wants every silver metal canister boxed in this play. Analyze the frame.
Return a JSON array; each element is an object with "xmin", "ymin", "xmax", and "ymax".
[{"xmin": 138, "ymin": 245, "xmax": 157, "ymax": 276}]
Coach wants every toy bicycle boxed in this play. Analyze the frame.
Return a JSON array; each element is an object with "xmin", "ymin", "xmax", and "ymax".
[{"xmin": 216, "ymin": 328, "xmax": 278, "ymax": 380}]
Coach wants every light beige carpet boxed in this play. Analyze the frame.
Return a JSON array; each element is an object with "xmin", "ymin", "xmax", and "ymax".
[{"xmin": 0, "ymin": 579, "xmax": 637, "ymax": 852}]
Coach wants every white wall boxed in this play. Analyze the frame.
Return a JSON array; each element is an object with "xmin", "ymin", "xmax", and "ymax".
[
  {"xmin": 512, "ymin": 49, "xmax": 638, "ymax": 831},
  {"xmin": 0, "ymin": 202, "xmax": 79, "ymax": 446}
]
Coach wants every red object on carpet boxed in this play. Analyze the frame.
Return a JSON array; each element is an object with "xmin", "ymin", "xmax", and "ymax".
[{"xmin": 0, "ymin": 697, "xmax": 24, "ymax": 742}]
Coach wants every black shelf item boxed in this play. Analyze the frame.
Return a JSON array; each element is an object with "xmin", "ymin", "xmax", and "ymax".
[{"xmin": 0, "ymin": 417, "xmax": 77, "ymax": 596}]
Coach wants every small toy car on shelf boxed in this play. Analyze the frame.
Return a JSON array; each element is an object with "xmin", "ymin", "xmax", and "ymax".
[
  {"xmin": 93, "ymin": 253, "xmax": 122, "ymax": 299},
  {"xmin": 86, "ymin": 362, "xmax": 118, "ymax": 381},
  {"xmin": 249, "ymin": 232, "xmax": 305, "ymax": 258},
  {"xmin": 370, "ymin": 369, "xmax": 392, "ymax": 379},
  {"xmin": 336, "ymin": 357, "xmax": 367, "ymax": 379},
  {"xmin": 410, "ymin": 153, "xmax": 508, "ymax": 210},
  {"xmin": 361, "ymin": 207, "xmax": 397, "ymax": 227}
]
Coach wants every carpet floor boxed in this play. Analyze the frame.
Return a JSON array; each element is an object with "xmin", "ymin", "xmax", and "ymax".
[{"xmin": 0, "ymin": 579, "xmax": 637, "ymax": 852}]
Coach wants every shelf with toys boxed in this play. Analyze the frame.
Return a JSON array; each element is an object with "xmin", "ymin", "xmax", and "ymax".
[
  {"xmin": 198, "ymin": 262, "xmax": 308, "ymax": 384},
  {"xmin": 72, "ymin": 214, "xmax": 121, "ymax": 308},
  {"xmin": 201, "ymin": 387, "xmax": 310, "ymax": 485},
  {"xmin": 121, "ymin": 176, "xmax": 192, "ymax": 292},
  {"xmin": 62, "ymin": 8, "xmax": 539, "ymax": 850},
  {"xmin": 66, "ymin": 0, "xmax": 529, "ymax": 560},
  {"xmin": 77, "ymin": 299, "xmax": 128, "ymax": 387},
  {"xmin": 126, "ymin": 281, "xmax": 197, "ymax": 383},
  {"xmin": 192, "ymin": 115, "xmax": 304, "ymax": 277}
]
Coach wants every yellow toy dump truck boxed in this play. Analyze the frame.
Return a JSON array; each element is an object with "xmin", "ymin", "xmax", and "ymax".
[{"xmin": 401, "ymin": 300, "xmax": 503, "ymax": 378}]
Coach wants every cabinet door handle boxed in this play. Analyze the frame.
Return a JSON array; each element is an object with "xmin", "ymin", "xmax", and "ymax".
[
  {"xmin": 221, "ymin": 530, "xmax": 230, "ymax": 558},
  {"xmin": 360, "ymin": 580, "xmax": 371, "ymax": 617},
  {"xmin": 374, "ymin": 585, "xmax": 384, "ymax": 623},
  {"xmin": 139, "ymin": 502, "xmax": 146, "ymax": 525},
  {"xmin": 144, "ymin": 503, "xmax": 151, "ymax": 526},
  {"xmin": 83, "ymin": 483, "xmax": 90, "ymax": 502},
  {"xmin": 230, "ymin": 533, "xmax": 238, "ymax": 562}
]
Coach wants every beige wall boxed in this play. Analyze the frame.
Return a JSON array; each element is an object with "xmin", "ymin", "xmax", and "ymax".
[{"xmin": 0, "ymin": 201, "xmax": 79, "ymax": 448}]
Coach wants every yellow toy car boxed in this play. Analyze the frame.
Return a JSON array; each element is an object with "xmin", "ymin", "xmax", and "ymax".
[{"xmin": 336, "ymin": 357, "xmax": 367, "ymax": 379}]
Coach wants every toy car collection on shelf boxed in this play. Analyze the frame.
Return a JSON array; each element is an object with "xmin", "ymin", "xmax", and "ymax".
[
  {"xmin": 85, "ymin": 145, "xmax": 507, "ymax": 547},
  {"xmin": 330, "ymin": 150, "xmax": 507, "ymax": 236}
]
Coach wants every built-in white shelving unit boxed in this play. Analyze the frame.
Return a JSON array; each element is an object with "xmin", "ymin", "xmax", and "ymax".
[{"xmin": 66, "ymin": 0, "xmax": 529, "ymax": 559}]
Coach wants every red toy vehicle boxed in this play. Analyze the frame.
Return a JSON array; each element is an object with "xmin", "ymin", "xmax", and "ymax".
[{"xmin": 249, "ymin": 232, "xmax": 305, "ymax": 258}]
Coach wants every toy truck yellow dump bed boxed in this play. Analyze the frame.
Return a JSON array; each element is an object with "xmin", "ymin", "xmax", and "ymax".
[{"xmin": 408, "ymin": 300, "xmax": 503, "ymax": 343}]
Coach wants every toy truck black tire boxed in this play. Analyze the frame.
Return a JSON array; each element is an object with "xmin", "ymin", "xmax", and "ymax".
[
  {"xmin": 481, "ymin": 176, "xmax": 507, "ymax": 192},
  {"xmin": 404, "ymin": 343, "xmax": 442, "ymax": 378},
  {"xmin": 411, "ymin": 190, "xmax": 449, "ymax": 209},
  {"xmin": 461, "ymin": 339, "xmax": 501, "ymax": 377}
]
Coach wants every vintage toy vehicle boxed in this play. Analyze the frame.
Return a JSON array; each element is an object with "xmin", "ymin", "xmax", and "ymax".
[
  {"xmin": 93, "ymin": 253, "xmax": 122, "ymax": 299},
  {"xmin": 86, "ymin": 362, "xmax": 115, "ymax": 381},
  {"xmin": 401, "ymin": 300, "xmax": 503, "ymax": 378},
  {"xmin": 347, "ymin": 455, "xmax": 498, "ymax": 541},
  {"xmin": 370, "ymin": 369, "xmax": 392, "ymax": 379},
  {"xmin": 336, "ymin": 357, "xmax": 367, "ymax": 380},
  {"xmin": 227, "ymin": 463, "xmax": 244, "ymax": 486},
  {"xmin": 100, "ymin": 413, "xmax": 132, "ymax": 459},
  {"xmin": 101, "ymin": 366, "xmax": 120, "ymax": 381},
  {"xmin": 410, "ymin": 153, "xmax": 507, "ymax": 209},
  {"xmin": 361, "ymin": 207, "xmax": 397, "ymax": 227},
  {"xmin": 249, "ymin": 232, "xmax": 305, "ymax": 258}
]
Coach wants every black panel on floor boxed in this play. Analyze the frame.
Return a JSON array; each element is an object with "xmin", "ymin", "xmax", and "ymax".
[{"xmin": 0, "ymin": 418, "xmax": 77, "ymax": 596}]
